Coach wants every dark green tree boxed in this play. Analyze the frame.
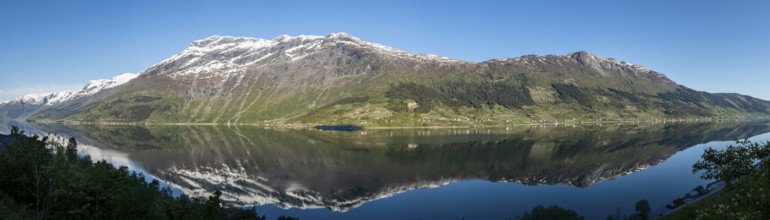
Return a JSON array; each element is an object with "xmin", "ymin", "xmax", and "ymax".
[
  {"xmin": 277, "ymin": 215, "xmax": 300, "ymax": 220},
  {"xmin": 65, "ymin": 137, "xmax": 78, "ymax": 161},
  {"xmin": 205, "ymin": 190, "xmax": 225, "ymax": 219},
  {"xmin": 629, "ymin": 199, "xmax": 650, "ymax": 220},
  {"xmin": 225, "ymin": 207, "xmax": 266, "ymax": 220},
  {"xmin": 518, "ymin": 204, "xmax": 584, "ymax": 220}
]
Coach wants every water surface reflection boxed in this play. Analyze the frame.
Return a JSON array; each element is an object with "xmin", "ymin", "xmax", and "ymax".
[{"xmin": 18, "ymin": 121, "xmax": 770, "ymax": 219}]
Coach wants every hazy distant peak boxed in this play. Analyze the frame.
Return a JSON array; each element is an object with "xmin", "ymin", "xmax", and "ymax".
[
  {"xmin": 0, "ymin": 73, "xmax": 138, "ymax": 107},
  {"xmin": 78, "ymin": 73, "xmax": 139, "ymax": 96}
]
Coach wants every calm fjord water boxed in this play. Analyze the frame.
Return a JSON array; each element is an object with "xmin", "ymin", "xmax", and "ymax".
[{"xmin": 4, "ymin": 121, "xmax": 770, "ymax": 220}]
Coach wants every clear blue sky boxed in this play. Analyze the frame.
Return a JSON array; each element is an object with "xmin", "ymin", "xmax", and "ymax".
[{"xmin": 1, "ymin": 0, "xmax": 769, "ymax": 101}]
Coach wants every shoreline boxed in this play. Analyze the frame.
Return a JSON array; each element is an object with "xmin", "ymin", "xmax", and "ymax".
[{"xmin": 18, "ymin": 116, "xmax": 770, "ymax": 129}]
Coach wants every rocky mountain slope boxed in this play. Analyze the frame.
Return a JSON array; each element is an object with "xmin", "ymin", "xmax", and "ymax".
[{"xmin": 7, "ymin": 33, "xmax": 769, "ymax": 125}]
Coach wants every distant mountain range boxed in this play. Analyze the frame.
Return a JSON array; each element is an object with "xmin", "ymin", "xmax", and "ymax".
[
  {"xmin": 2, "ymin": 33, "xmax": 768, "ymax": 125},
  {"xmin": 0, "ymin": 73, "xmax": 137, "ymax": 121}
]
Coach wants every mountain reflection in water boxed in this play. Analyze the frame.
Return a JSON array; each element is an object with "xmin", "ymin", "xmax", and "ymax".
[{"xmin": 15, "ymin": 121, "xmax": 770, "ymax": 213}]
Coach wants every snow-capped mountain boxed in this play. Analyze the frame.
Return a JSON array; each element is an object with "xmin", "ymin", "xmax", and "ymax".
[
  {"xmin": 7, "ymin": 32, "xmax": 770, "ymax": 124},
  {"xmin": 1, "ymin": 73, "xmax": 138, "ymax": 107},
  {"xmin": 153, "ymin": 32, "xmax": 459, "ymax": 78},
  {"xmin": 75, "ymin": 73, "xmax": 138, "ymax": 98},
  {"xmin": 0, "ymin": 73, "xmax": 138, "ymax": 120},
  {"xmin": 9, "ymin": 91, "xmax": 75, "ymax": 106}
]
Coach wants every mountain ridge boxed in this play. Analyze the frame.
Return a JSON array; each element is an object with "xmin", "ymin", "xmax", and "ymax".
[
  {"xmin": 0, "ymin": 73, "xmax": 138, "ymax": 121},
  {"xmin": 2, "ymin": 33, "xmax": 768, "ymax": 125}
]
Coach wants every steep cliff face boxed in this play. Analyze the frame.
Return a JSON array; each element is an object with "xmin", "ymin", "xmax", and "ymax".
[{"xmin": 12, "ymin": 33, "xmax": 770, "ymax": 125}]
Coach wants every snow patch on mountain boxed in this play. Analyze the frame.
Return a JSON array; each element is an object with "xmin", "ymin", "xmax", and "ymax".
[
  {"xmin": 155, "ymin": 32, "xmax": 461, "ymax": 78},
  {"xmin": 10, "ymin": 91, "xmax": 73, "ymax": 106},
  {"xmin": 0, "ymin": 73, "xmax": 139, "ymax": 106},
  {"xmin": 76, "ymin": 73, "xmax": 138, "ymax": 97}
]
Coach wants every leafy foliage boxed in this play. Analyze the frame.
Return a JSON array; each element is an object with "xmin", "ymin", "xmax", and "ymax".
[
  {"xmin": 693, "ymin": 163, "xmax": 770, "ymax": 219},
  {"xmin": 692, "ymin": 140, "xmax": 769, "ymax": 184},
  {"xmin": 0, "ymin": 127, "xmax": 292, "ymax": 220},
  {"xmin": 665, "ymin": 141, "xmax": 770, "ymax": 219}
]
